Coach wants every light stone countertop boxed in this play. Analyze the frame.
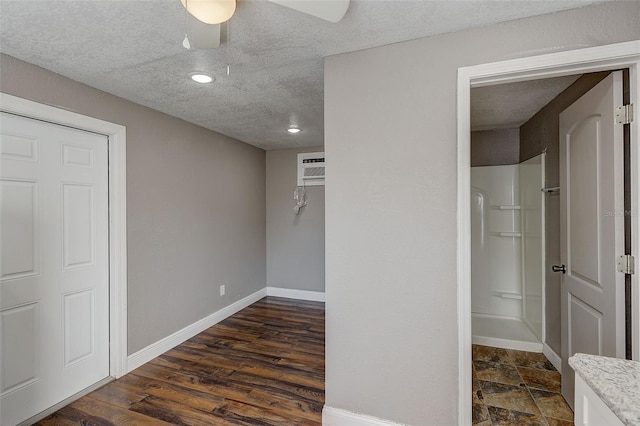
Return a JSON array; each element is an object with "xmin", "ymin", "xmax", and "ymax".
[{"xmin": 569, "ymin": 353, "xmax": 640, "ymax": 426}]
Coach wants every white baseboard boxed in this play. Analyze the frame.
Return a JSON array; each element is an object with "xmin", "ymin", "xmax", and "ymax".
[
  {"xmin": 472, "ymin": 335, "xmax": 543, "ymax": 353},
  {"xmin": 266, "ymin": 286, "xmax": 325, "ymax": 302},
  {"xmin": 126, "ymin": 287, "xmax": 268, "ymax": 373},
  {"xmin": 322, "ymin": 406, "xmax": 406, "ymax": 426},
  {"xmin": 543, "ymin": 342, "xmax": 562, "ymax": 374}
]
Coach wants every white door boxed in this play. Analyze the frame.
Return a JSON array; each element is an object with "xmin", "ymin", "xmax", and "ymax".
[
  {"xmin": 0, "ymin": 112, "xmax": 110, "ymax": 425},
  {"xmin": 559, "ymin": 71, "xmax": 625, "ymax": 408}
]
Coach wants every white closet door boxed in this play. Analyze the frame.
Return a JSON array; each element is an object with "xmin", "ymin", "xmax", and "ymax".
[{"xmin": 1, "ymin": 112, "xmax": 109, "ymax": 425}]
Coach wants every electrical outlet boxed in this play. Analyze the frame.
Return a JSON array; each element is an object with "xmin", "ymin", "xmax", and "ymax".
[{"xmin": 220, "ymin": 284, "xmax": 226, "ymax": 296}]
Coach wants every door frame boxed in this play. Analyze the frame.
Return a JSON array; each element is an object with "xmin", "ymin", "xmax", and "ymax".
[
  {"xmin": 456, "ymin": 40, "xmax": 640, "ymax": 424},
  {"xmin": 0, "ymin": 93, "xmax": 128, "ymax": 379}
]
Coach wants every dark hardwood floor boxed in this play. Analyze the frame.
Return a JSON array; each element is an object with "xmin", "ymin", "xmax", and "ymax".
[{"xmin": 36, "ymin": 297, "xmax": 325, "ymax": 425}]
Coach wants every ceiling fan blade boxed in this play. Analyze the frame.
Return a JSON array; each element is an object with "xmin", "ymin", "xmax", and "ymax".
[
  {"xmin": 267, "ymin": 0, "xmax": 349, "ymax": 23},
  {"xmin": 188, "ymin": 19, "xmax": 221, "ymax": 49}
]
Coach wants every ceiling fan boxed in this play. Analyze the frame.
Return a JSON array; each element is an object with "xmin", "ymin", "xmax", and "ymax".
[{"xmin": 182, "ymin": 0, "xmax": 350, "ymax": 50}]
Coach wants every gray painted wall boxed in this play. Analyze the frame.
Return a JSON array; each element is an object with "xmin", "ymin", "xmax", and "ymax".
[
  {"xmin": 266, "ymin": 147, "xmax": 325, "ymax": 292},
  {"xmin": 471, "ymin": 128, "xmax": 520, "ymax": 166},
  {"xmin": 520, "ymin": 72, "xmax": 609, "ymax": 356},
  {"xmin": 324, "ymin": 3, "xmax": 639, "ymax": 424},
  {"xmin": 0, "ymin": 54, "xmax": 266, "ymax": 355}
]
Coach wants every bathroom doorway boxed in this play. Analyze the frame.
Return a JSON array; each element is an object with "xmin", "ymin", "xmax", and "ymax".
[{"xmin": 458, "ymin": 41, "xmax": 640, "ymax": 425}]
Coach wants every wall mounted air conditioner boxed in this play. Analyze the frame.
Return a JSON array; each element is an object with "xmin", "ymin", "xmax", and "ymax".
[{"xmin": 297, "ymin": 152, "xmax": 325, "ymax": 186}]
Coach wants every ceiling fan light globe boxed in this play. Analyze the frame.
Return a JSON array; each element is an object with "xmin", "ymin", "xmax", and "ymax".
[{"xmin": 181, "ymin": 0, "xmax": 236, "ymax": 24}]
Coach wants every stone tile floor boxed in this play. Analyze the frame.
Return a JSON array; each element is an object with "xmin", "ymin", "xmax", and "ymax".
[{"xmin": 472, "ymin": 345, "xmax": 574, "ymax": 426}]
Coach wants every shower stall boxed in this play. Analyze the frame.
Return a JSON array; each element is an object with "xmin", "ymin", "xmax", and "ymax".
[{"xmin": 471, "ymin": 154, "xmax": 545, "ymax": 352}]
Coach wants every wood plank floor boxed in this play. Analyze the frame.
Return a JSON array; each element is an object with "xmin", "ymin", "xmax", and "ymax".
[{"xmin": 36, "ymin": 297, "xmax": 325, "ymax": 425}]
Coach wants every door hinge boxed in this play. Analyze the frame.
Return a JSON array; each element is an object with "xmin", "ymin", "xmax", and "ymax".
[
  {"xmin": 616, "ymin": 104, "xmax": 633, "ymax": 124},
  {"xmin": 617, "ymin": 255, "xmax": 635, "ymax": 275}
]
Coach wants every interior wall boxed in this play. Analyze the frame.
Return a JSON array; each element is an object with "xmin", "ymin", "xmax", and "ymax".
[
  {"xmin": 0, "ymin": 54, "xmax": 267, "ymax": 355},
  {"xmin": 520, "ymin": 72, "xmax": 610, "ymax": 355},
  {"xmin": 324, "ymin": 2, "xmax": 639, "ymax": 425},
  {"xmin": 266, "ymin": 147, "xmax": 325, "ymax": 292},
  {"xmin": 471, "ymin": 128, "xmax": 520, "ymax": 166}
]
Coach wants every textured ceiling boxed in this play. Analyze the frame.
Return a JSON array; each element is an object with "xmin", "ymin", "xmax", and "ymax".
[
  {"xmin": 470, "ymin": 75, "xmax": 581, "ymax": 131},
  {"xmin": 0, "ymin": 0, "xmax": 606, "ymax": 150}
]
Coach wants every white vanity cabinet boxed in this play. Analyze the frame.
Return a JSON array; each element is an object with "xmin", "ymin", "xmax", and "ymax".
[
  {"xmin": 574, "ymin": 374, "xmax": 624, "ymax": 426},
  {"xmin": 570, "ymin": 353, "xmax": 640, "ymax": 426}
]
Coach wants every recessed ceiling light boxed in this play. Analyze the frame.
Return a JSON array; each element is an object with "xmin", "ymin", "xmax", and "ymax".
[
  {"xmin": 191, "ymin": 74, "xmax": 214, "ymax": 84},
  {"xmin": 287, "ymin": 128, "xmax": 301, "ymax": 134}
]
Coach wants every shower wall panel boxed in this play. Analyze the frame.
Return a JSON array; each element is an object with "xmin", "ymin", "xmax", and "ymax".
[
  {"xmin": 520, "ymin": 154, "xmax": 544, "ymax": 341},
  {"xmin": 471, "ymin": 165, "xmax": 522, "ymax": 319}
]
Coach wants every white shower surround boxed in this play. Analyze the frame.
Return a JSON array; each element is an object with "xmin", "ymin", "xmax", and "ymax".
[
  {"xmin": 471, "ymin": 155, "xmax": 544, "ymax": 352},
  {"xmin": 520, "ymin": 154, "xmax": 545, "ymax": 342}
]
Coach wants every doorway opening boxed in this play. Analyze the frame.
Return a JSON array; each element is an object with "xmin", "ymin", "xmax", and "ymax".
[
  {"xmin": 468, "ymin": 70, "xmax": 630, "ymax": 425},
  {"xmin": 456, "ymin": 41, "xmax": 640, "ymax": 425},
  {"xmin": 469, "ymin": 72, "xmax": 619, "ymax": 354}
]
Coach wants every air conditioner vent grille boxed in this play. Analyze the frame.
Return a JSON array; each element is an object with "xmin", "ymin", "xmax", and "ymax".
[
  {"xmin": 297, "ymin": 152, "xmax": 325, "ymax": 186},
  {"xmin": 304, "ymin": 167, "xmax": 324, "ymax": 178},
  {"xmin": 303, "ymin": 157, "xmax": 325, "ymax": 164}
]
